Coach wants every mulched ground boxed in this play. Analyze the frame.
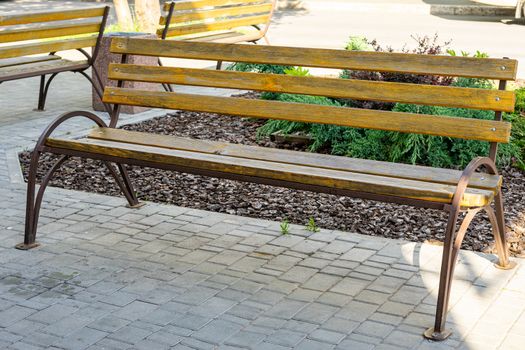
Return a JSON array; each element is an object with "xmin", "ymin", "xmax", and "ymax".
[{"xmin": 19, "ymin": 95, "xmax": 525, "ymax": 256}]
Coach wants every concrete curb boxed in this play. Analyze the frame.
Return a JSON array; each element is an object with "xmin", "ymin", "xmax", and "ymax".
[
  {"xmin": 431, "ymin": 5, "xmax": 516, "ymax": 16},
  {"xmin": 303, "ymin": 2, "xmax": 516, "ymax": 16}
]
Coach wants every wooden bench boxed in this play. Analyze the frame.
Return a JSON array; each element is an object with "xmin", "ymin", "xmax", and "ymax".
[
  {"xmin": 0, "ymin": 6, "xmax": 109, "ymax": 111},
  {"xmin": 20, "ymin": 37, "xmax": 518, "ymax": 341},
  {"xmin": 159, "ymin": 0, "xmax": 275, "ymax": 70}
]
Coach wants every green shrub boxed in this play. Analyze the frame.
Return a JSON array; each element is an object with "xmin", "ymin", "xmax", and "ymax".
[
  {"xmin": 515, "ymin": 87, "xmax": 525, "ymax": 114},
  {"xmin": 227, "ymin": 62, "xmax": 292, "ymax": 74},
  {"xmin": 257, "ymin": 93, "xmax": 340, "ymax": 138},
  {"xmin": 280, "ymin": 77, "xmax": 520, "ymax": 169},
  {"xmin": 504, "ymin": 87, "xmax": 525, "ymax": 170}
]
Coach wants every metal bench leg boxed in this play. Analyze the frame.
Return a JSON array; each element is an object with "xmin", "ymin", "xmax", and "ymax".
[
  {"xmin": 425, "ymin": 207, "xmax": 460, "ymax": 341},
  {"xmin": 492, "ymin": 190, "xmax": 515, "ymax": 270},
  {"xmin": 103, "ymin": 162, "xmax": 143, "ymax": 208},
  {"xmin": 36, "ymin": 73, "xmax": 59, "ymax": 111},
  {"xmin": 17, "ymin": 153, "xmax": 70, "ymax": 250},
  {"xmin": 216, "ymin": 60, "xmax": 223, "ymax": 70},
  {"xmin": 158, "ymin": 58, "xmax": 174, "ymax": 92}
]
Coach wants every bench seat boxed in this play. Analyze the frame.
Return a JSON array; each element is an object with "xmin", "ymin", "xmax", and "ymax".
[
  {"xmin": 45, "ymin": 127, "xmax": 500, "ymax": 208},
  {"xmin": 0, "ymin": 56, "xmax": 89, "ymax": 81}
]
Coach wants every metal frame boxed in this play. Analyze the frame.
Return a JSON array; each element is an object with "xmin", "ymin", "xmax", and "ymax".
[
  {"xmin": 19, "ymin": 45, "xmax": 516, "ymax": 342},
  {"xmin": 0, "ymin": 7, "xmax": 112, "ymax": 114}
]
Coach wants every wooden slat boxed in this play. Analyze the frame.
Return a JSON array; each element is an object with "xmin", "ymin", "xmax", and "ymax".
[
  {"xmin": 0, "ymin": 18, "xmax": 101, "ymax": 43},
  {"xmin": 165, "ymin": 3, "xmax": 272, "ymax": 24},
  {"xmin": 88, "ymin": 127, "xmax": 502, "ymax": 190},
  {"xmin": 0, "ymin": 58, "xmax": 88, "ymax": 80},
  {"xmin": 108, "ymin": 64, "xmax": 516, "ymax": 112},
  {"xmin": 160, "ymin": 14, "xmax": 269, "ymax": 37},
  {"xmin": 163, "ymin": 0, "xmax": 271, "ymax": 12},
  {"xmin": 0, "ymin": 55, "xmax": 60, "ymax": 69},
  {"xmin": 102, "ymin": 87, "xmax": 512, "ymax": 143},
  {"xmin": 45, "ymin": 137, "xmax": 494, "ymax": 207},
  {"xmin": 0, "ymin": 7, "xmax": 106, "ymax": 26},
  {"xmin": 111, "ymin": 38, "xmax": 518, "ymax": 80},
  {"xmin": 0, "ymin": 35, "xmax": 98, "ymax": 59},
  {"xmin": 181, "ymin": 30, "xmax": 260, "ymax": 42}
]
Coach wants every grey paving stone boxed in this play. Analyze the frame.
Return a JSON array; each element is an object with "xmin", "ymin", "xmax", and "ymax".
[
  {"xmin": 303, "ymin": 274, "xmax": 342, "ymax": 292},
  {"xmin": 113, "ymin": 301, "xmax": 158, "ymax": 321},
  {"xmin": 280, "ymin": 266, "xmax": 319, "ymax": 284},
  {"xmin": 146, "ymin": 329, "xmax": 183, "ymax": 346},
  {"xmin": 355, "ymin": 320, "xmax": 395, "ymax": 339},
  {"xmin": 296, "ymin": 338, "xmax": 336, "ymax": 350},
  {"xmin": 108, "ymin": 325, "xmax": 153, "ymax": 344},
  {"xmin": 264, "ymin": 299, "xmax": 308, "ymax": 320},
  {"xmin": 330, "ymin": 277, "xmax": 370, "ymax": 296},
  {"xmin": 294, "ymin": 302, "xmax": 339, "ymax": 324},
  {"xmin": 171, "ymin": 313, "xmax": 211, "ymax": 331},
  {"xmin": 267, "ymin": 329, "xmax": 307, "ymax": 347},
  {"xmin": 309, "ymin": 328, "xmax": 346, "ymax": 344},
  {"xmin": 224, "ymin": 330, "xmax": 267, "ymax": 348},
  {"xmin": 54, "ymin": 327, "xmax": 108, "ymax": 350},
  {"xmin": 336, "ymin": 338, "xmax": 374, "ymax": 350},
  {"xmin": 191, "ymin": 319, "xmax": 242, "ymax": 344},
  {"xmin": 0, "ymin": 305, "xmax": 36, "ymax": 327},
  {"xmin": 87, "ymin": 315, "xmax": 131, "ymax": 333}
]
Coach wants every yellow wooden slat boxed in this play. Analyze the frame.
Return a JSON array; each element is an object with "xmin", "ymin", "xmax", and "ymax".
[
  {"xmin": 88, "ymin": 127, "xmax": 502, "ymax": 190},
  {"xmin": 102, "ymin": 87, "xmax": 511, "ymax": 143},
  {"xmin": 0, "ymin": 7, "xmax": 106, "ymax": 26},
  {"xmin": 108, "ymin": 64, "xmax": 516, "ymax": 112},
  {"xmin": 111, "ymin": 38, "xmax": 518, "ymax": 80},
  {"xmin": 159, "ymin": 14, "xmax": 269, "ymax": 37},
  {"xmin": 166, "ymin": 3, "xmax": 272, "ymax": 24},
  {"xmin": 163, "ymin": 0, "xmax": 271, "ymax": 12},
  {"xmin": 45, "ymin": 136, "xmax": 494, "ymax": 207},
  {"xmin": 0, "ymin": 35, "xmax": 98, "ymax": 59},
  {"xmin": 0, "ymin": 18, "xmax": 101, "ymax": 43}
]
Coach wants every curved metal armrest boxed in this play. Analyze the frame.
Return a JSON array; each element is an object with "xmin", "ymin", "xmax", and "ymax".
[
  {"xmin": 451, "ymin": 157, "xmax": 499, "ymax": 208},
  {"xmin": 33, "ymin": 111, "xmax": 107, "ymax": 153}
]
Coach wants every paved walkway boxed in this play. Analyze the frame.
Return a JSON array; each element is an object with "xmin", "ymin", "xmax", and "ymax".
[{"xmin": 1, "ymin": 2, "xmax": 525, "ymax": 349}]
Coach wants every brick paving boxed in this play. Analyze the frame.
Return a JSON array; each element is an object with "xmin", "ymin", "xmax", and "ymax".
[{"xmin": 1, "ymin": 1, "xmax": 525, "ymax": 346}]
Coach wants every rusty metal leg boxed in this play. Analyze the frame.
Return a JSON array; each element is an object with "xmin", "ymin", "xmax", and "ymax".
[
  {"xmin": 36, "ymin": 73, "xmax": 59, "ymax": 111},
  {"xmin": 103, "ymin": 162, "xmax": 142, "ymax": 208},
  {"xmin": 424, "ymin": 208, "xmax": 459, "ymax": 341},
  {"xmin": 486, "ymin": 197, "xmax": 515, "ymax": 270},
  {"xmin": 35, "ymin": 75, "xmax": 46, "ymax": 111},
  {"xmin": 16, "ymin": 153, "xmax": 69, "ymax": 250}
]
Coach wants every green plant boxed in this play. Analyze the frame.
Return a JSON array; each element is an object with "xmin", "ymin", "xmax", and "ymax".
[
  {"xmin": 256, "ymin": 67, "xmax": 341, "ymax": 138},
  {"xmin": 227, "ymin": 63, "xmax": 292, "ymax": 74},
  {"xmin": 504, "ymin": 87, "xmax": 525, "ymax": 170},
  {"xmin": 447, "ymin": 49, "xmax": 489, "ymax": 58},
  {"xmin": 345, "ymin": 36, "xmax": 373, "ymax": 51},
  {"xmin": 305, "ymin": 217, "xmax": 320, "ymax": 232},
  {"xmin": 280, "ymin": 219, "xmax": 290, "ymax": 235},
  {"xmin": 515, "ymin": 87, "xmax": 525, "ymax": 114}
]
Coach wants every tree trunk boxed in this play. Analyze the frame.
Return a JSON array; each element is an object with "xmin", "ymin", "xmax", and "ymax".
[
  {"xmin": 113, "ymin": 0, "xmax": 134, "ymax": 31},
  {"xmin": 135, "ymin": 0, "xmax": 161, "ymax": 33}
]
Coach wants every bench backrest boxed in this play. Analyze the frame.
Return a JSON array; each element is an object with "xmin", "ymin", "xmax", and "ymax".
[
  {"xmin": 0, "ymin": 6, "xmax": 109, "ymax": 60},
  {"xmin": 105, "ymin": 37, "xmax": 517, "ymax": 161},
  {"xmin": 159, "ymin": 0, "xmax": 275, "ymax": 39}
]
